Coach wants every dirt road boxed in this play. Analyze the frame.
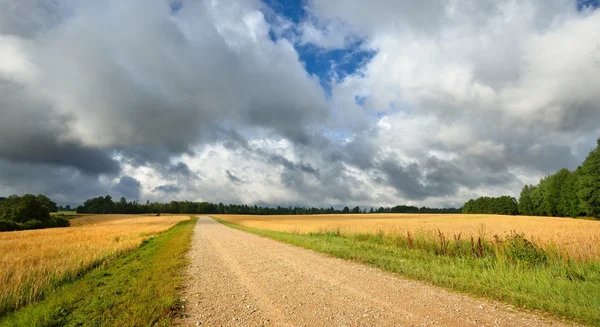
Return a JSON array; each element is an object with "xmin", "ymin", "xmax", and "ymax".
[{"xmin": 178, "ymin": 217, "xmax": 572, "ymax": 327}]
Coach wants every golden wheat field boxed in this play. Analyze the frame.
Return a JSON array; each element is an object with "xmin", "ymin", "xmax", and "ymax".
[
  {"xmin": 214, "ymin": 214, "xmax": 600, "ymax": 261},
  {"xmin": 0, "ymin": 214, "xmax": 190, "ymax": 313}
]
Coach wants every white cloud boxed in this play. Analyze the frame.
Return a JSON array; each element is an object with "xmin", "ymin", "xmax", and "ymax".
[
  {"xmin": 1, "ymin": 0, "xmax": 599, "ymax": 208},
  {"xmin": 298, "ymin": 19, "xmax": 356, "ymax": 49}
]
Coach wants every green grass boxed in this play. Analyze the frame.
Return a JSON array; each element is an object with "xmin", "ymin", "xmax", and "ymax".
[
  {"xmin": 0, "ymin": 217, "xmax": 197, "ymax": 327},
  {"xmin": 213, "ymin": 217, "xmax": 600, "ymax": 326},
  {"xmin": 52, "ymin": 211, "xmax": 78, "ymax": 216}
]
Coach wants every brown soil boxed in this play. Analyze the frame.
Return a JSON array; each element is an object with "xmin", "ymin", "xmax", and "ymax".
[{"xmin": 177, "ymin": 217, "xmax": 575, "ymax": 327}]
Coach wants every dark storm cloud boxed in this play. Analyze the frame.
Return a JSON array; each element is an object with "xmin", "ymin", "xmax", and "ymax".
[
  {"xmin": 168, "ymin": 162, "xmax": 197, "ymax": 178},
  {"xmin": 0, "ymin": 81, "xmax": 120, "ymax": 175},
  {"xmin": 280, "ymin": 167, "xmax": 354, "ymax": 203},
  {"xmin": 115, "ymin": 146, "xmax": 182, "ymax": 167},
  {"xmin": 341, "ymin": 138, "xmax": 376, "ymax": 169},
  {"xmin": 267, "ymin": 154, "xmax": 320, "ymax": 176},
  {"xmin": 0, "ymin": 160, "xmax": 110, "ymax": 205},
  {"xmin": 2, "ymin": 0, "xmax": 600, "ymax": 208},
  {"xmin": 379, "ymin": 155, "xmax": 519, "ymax": 201},
  {"xmin": 153, "ymin": 184, "xmax": 181, "ymax": 193},
  {"xmin": 225, "ymin": 170, "xmax": 244, "ymax": 184},
  {"xmin": 380, "ymin": 160, "xmax": 430, "ymax": 200},
  {"xmin": 111, "ymin": 176, "xmax": 141, "ymax": 200},
  {"xmin": 133, "ymin": 160, "xmax": 199, "ymax": 180},
  {"xmin": 506, "ymin": 142, "xmax": 582, "ymax": 174},
  {"xmin": 0, "ymin": 0, "xmax": 69, "ymax": 38},
  {"xmin": 0, "ymin": 136, "xmax": 121, "ymax": 175},
  {"xmin": 0, "ymin": 0, "xmax": 328, "ymax": 171}
]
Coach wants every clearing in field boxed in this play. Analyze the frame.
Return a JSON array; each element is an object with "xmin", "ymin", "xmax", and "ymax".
[
  {"xmin": 215, "ymin": 213, "xmax": 600, "ymax": 261},
  {"xmin": 0, "ymin": 214, "xmax": 190, "ymax": 315}
]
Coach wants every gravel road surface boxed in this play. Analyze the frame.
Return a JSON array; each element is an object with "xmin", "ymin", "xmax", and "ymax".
[{"xmin": 177, "ymin": 216, "xmax": 573, "ymax": 327}]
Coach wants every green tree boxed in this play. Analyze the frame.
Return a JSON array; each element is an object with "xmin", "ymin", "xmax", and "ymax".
[
  {"xmin": 518, "ymin": 185, "xmax": 534, "ymax": 216},
  {"xmin": 36, "ymin": 194, "xmax": 58, "ymax": 213},
  {"xmin": 577, "ymin": 139, "xmax": 600, "ymax": 218},
  {"xmin": 529, "ymin": 184, "xmax": 546, "ymax": 216},
  {"xmin": 4, "ymin": 194, "xmax": 50, "ymax": 224},
  {"xmin": 462, "ymin": 196, "xmax": 517, "ymax": 215},
  {"xmin": 542, "ymin": 169, "xmax": 572, "ymax": 217},
  {"xmin": 559, "ymin": 170, "xmax": 580, "ymax": 218},
  {"xmin": 0, "ymin": 194, "xmax": 68, "ymax": 231}
]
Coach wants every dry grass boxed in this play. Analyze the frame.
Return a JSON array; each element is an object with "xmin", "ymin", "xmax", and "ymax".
[
  {"xmin": 0, "ymin": 214, "xmax": 190, "ymax": 314},
  {"xmin": 67, "ymin": 213, "xmax": 190, "ymax": 226},
  {"xmin": 214, "ymin": 214, "xmax": 600, "ymax": 261}
]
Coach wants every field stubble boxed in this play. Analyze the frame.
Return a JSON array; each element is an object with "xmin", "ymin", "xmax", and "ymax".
[
  {"xmin": 0, "ymin": 214, "xmax": 190, "ymax": 315},
  {"xmin": 215, "ymin": 213, "xmax": 600, "ymax": 261}
]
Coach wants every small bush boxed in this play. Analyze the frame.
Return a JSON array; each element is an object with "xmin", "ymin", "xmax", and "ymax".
[
  {"xmin": 50, "ymin": 216, "xmax": 70, "ymax": 228},
  {"xmin": 504, "ymin": 232, "xmax": 548, "ymax": 267},
  {"xmin": 23, "ymin": 220, "xmax": 44, "ymax": 230},
  {"xmin": 0, "ymin": 220, "xmax": 23, "ymax": 231}
]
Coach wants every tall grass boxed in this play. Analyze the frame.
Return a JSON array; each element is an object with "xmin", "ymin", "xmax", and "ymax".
[
  {"xmin": 214, "ymin": 217, "xmax": 600, "ymax": 326},
  {"xmin": 215, "ymin": 213, "xmax": 600, "ymax": 261},
  {"xmin": 0, "ymin": 215, "xmax": 189, "ymax": 315},
  {"xmin": 0, "ymin": 217, "xmax": 197, "ymax": 326}
]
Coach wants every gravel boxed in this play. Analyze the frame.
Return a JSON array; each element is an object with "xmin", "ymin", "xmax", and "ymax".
[{"xmin": 176, "ymin": 217, "xmax": 576, "ymax": 327}]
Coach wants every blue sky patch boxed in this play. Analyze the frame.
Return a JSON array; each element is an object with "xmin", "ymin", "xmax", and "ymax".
[
  {"xmin": 262, "ymin": 0, "xmax": 306, "ymax": 23},
  {"xmin": 261, "ymin": 0, "xmax": 375, "ymax": 95},
  {"xmin": 296, "ymin": 42, "xmax": 376, "ymax": 94},
  {"xmin": 578, "ymin": 0, "xmax": 600, "ymax": 10},
  {"xmin": 354, "ymin": 95, "xmax": 367, "ymax": 106},
  {"xmin": 170, "ymin": 0, "xmax": 183, "ymax": 14}
]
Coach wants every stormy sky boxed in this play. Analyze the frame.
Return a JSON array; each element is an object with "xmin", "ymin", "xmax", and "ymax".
[{"xmin": 1, "ymin": 0, "xmax": 600, "ymax": 207}]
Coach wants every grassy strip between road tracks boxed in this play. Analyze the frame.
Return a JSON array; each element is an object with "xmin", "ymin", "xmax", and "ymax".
[
  {"xmin": 213, "ymin": 216, "xmax": 600, "ymax": 327},
  {"xmin": 0, "ymin": 216, "xmax": 197, "ymax": 327}
]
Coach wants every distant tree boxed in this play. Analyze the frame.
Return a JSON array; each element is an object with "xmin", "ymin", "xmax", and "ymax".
[
  {"xmin": 0, "ymin": 194, "xmax": 68, "ymax": 231},
  {"xmin": 547, "ymin": 169, "xmax": 571, "ymax": 217},
  {"xmin": 352, "ymin": 206, "xmax": 361, "ymax": 213},
  {"xmin": 462, "ymin": 196, "xmax": 518, "ymax": 215},
  {"xmin": 342, "ymin": 206, "xmax": 350, "ymax": 213},
  {"xmin": 578, "ymin": 139, "xmax": 600, "ymax": 218},
  {"xmin": 542, "ymin": 169, "xmax": 572, "ymax": 217},
  {"xmin": 559, "ymin": 170, "xmax": 580, "ymax": 218},
  {"xmin": 529, "ymin": 183, "xmax": 546, "ymax": 216},
  {"xmin": 518, "ymin": 185, "xmax": 534, "ymax": 216},
  {"xmin": 36, "ymin": 194, "xmax": 58, "ymax": 213},
  {"xmin": 391, "ymin": 205, "xmax": 419, "ymax": 213},
  {"xmin": 369, "ymin": 207, "xmax": 375, "ymax": 213}
]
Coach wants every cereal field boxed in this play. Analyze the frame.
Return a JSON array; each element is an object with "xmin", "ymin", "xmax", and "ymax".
[
  {"xmin": 0, "ymin": 214, "xmax": 190, "ymax": 314},
  {"xmin": 214, "ymin": 214, "xmax": 600, "ymax": 261}
]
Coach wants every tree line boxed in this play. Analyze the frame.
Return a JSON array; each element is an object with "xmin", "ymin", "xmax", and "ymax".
[
  {"xmin": 462, "ymin": 196, "xmax": 519, "ymax": 215},
  {"xmin": 463, "ymin": 138, "xmax": 600, "ymax": 218},
  {"xmin": 75, "ymin": 195, "xmax": 460, "ymax": 215},
  {"xmin": 0, "ymin": 194, "xmax": 69, "ymax": 231}
]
